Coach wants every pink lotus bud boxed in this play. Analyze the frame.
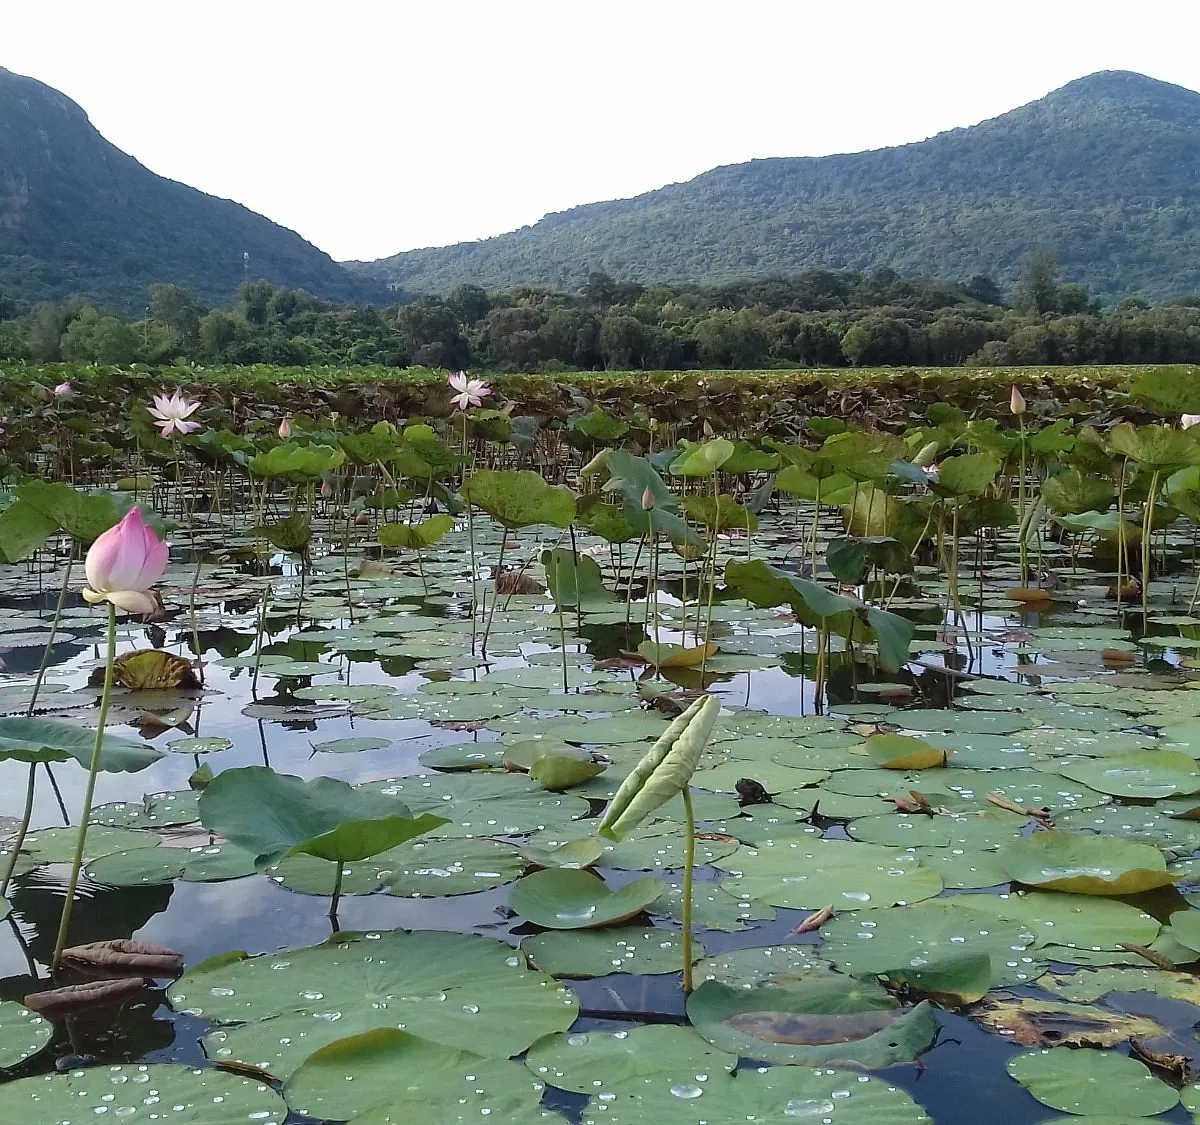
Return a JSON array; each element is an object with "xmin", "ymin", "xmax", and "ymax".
[
  {"xmin": 641, "ymin": 487, "xmax": 656, "ymax": 511},
  {"xmin": 54, "ymin": 382, "xmax": 73, "ymax": 398},
  {"xmin": 320, "ymin": 479, "xmax": 333, "ymax": 499},
  {"xmin": 278, "ymin": 417, "xmax": 292, "ymax": 440},
  {"xmin": 1009, "ymin": 385, "xmax": 1026, "ymax": 416},
  {"xmin": 82, "ymin": 507, "xmax": 169, "ymax": 616}
]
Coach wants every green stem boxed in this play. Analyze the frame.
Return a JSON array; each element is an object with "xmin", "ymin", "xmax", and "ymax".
[
  {"xmin": 1017, "ymin": 418, "xmax": 1028, "ymax": 587},
  {"xmin": 480, "ymin": 533, "xmax": 508, "ymax": 656},
  {"xmin": 681, "ymin": 786, "xmax": 696, "ymax": 994},
  {"xmin": 52, "ymin": 602, "xmax": 117, "ymax": 970},
  {"xmin": 329, "ymin": 859, "xmax": 345, "ymax": 921},
  {"xmin": 28, "ymin": 554, "xmax": 74, "ymax": 715},
  {"xmin": 0, "ymin": 764, "xmax": 36, "ymax": 899},
  {"xmin": 1142, "ymin": 470, "xmax": 1160, "ymax": 619},
  {"xmin": 1116, "ymin": 458, "xmax": 1128, "ymax": 606}
]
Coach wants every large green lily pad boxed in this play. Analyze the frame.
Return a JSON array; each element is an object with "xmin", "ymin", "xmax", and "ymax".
[
  {"xmin": 821, "ymin": 898, "xmax": 1044, "ymax": 988},
  {"xmin": 521, "ymin": 925, "xmax": 702, "ymax": 978},
  {"xmin": 1007, "ymin": 1048, "xmax": 1179, "ymax": 1117},
  {"xmin": 509, "ymin": 869, "xmax": 665, "ymax": 929},
  {"xmin": 525, "ymin": 1025, "xmax": 735, "ymax": 1095},
  {"xmin": 0, "ymin": 1064, "xmax": 286, "ymax": 1124},
  {"xmin": 0, "ymin": 1002, "xmax": 50, "ymax": 1068},
  {"xmin": 284, "ymin": 1029, "xmax": 561, "ymax": 1123},
  {"xmin": 686, "ymin": 976, "xmax": 938, "ymax": 1067},
  {"xmin": 714, "ymin": 838, "xmax": 943, "ymax": 910},
  {"xmin": 576, "ymin": 1065, "xmax": 932, "ymax": 1125},
  {"xmin": 998, "ymin": 831, "xmax": 1174, "ymax": 895},
  {"xmin": 176, "ymin": 931, "xmax": 578, "ymax": 1078}
]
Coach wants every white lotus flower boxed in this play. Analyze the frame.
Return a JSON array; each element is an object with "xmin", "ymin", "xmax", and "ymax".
[
  {"xmin": 448, "ymin": 371, "xmax": 491, "ymax": 411},
  {"xmin": 148, "ymin": 391, "xmax": 201, "ymax": 438}
]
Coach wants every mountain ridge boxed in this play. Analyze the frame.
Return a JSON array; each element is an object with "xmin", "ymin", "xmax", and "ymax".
[
  {"xmin": 355, "ymin": 70, "xmax": 1200, "ymax": 302},
  {"xmin": 0, "ymin": 66, "xmax": 374, "ymax": 311}
]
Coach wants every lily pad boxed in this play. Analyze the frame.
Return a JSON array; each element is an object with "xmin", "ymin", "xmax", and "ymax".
[
  {"xmin": 0, "ymin": 1064, "xmax": 286, "ymax": 1124},
  {"xmin": 1006, "ymin": 1048, "xmax": 1179, "ymax": 1117},
  {"xmin": 714, "ymin": 838, "xmax": 943, "ymax": 910},
  {"xmin": 180, "ymin": 931, "xmax": 578, "ymax": 1077},
  {"xmin": 509, "ymin": 869, "xmax": 665, "ymax": 929},
  {"xmin": 686, "ymin": 976, "xmax": 938, "ymax": 1067},
  {"xmin": 380, "ymin": 838, "xmax": 526, "ymax": 897},
  {"xmin": 284, "ymin": 1029, "xmax": 558, "ymax": 1123},
  {"xmin": 576, "ymin": 1065, "xmax": 932, "ymax": 1125},
  {"xmin": 998, "ymin": 831, "xmax": 1174, "ymax": 895},
  {"xmin": 521, "ymin": 926, "xmax": 703, "ymax": 978},
  {"xmin": 821, "ymin": 898, "xmax": 1044, "ymax": 988},
  {"xmin": 0, "ymin": 1002, "xmax": 50, "ymax": 1068},
  {"xmin": 525, "ymin": 1025, "xmax": 735, "ymax": 1095}
]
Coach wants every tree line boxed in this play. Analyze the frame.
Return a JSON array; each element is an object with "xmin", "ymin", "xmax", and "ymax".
[{"xmin": 2, "ymin": 254, "xmax": 1200, "ymax": 371}]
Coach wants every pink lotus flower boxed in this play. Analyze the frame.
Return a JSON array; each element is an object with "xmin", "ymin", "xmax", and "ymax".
[
  {"xmin": 82, "ymin": 507, "xmax": 169, "ymax": 616},
  {"xmin": 1183, "ymin": 415, "xmax": 1200, "ymax": 430},
  {"xmin": 448, "ymin": 371, "xmax": 491, "ymax": 411},
  {"xmin": 278, "ymin": 416, "xmax": 292, "ymax": 440},
  {"xmin": 148, "ymin": 391, "xmax": 201, "ymax": 438},
  {"xmin": 54, "ymin": 382, "xmax": 73, "ymax": 398}
]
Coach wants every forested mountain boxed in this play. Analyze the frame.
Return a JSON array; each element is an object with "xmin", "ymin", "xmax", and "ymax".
[
  {"xmin": 0, "ymin": 67, "xmax": 373, "ymax": 311},
  {"xmin": 357, "ymin": 71, "xmax": 1200, "ymax": 303}
]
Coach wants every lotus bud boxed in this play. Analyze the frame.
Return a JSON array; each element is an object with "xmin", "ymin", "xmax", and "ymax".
[
  {"xmin": 320, "ymin": 479, "xmax": 333, "ymax": 499},
  {"xmin": 54, "ymin": 382, "xmax": 73, "ymax": 398},
  {"xmin": 599, "ymin": 694, "xmax": 721, "ymax": 840},
  {"xmin": 1009, "ymin": 385, "xmax": 1026, "ymax": 416},
  {"xmin": 81, "ymin": 507, "xmax": 169, "ymax": 616},
  {"xmin": 1182, "ymin": 415, "xmax": 1200, "ymax": 430},
  {"xmin": 278, "ymin": 417, "xmax": 292, "ymax": 440},
  {"xmin": 641, "ymin": 487, "xmax": 656, "ymax": 511},
  {"xmin": 913, "ymin": 441, "xmax": 940, "ymax": 468}
]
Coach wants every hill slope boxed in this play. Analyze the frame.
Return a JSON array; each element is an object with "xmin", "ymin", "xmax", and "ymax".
[
  {"xmin": 357, "ymin": 71, "xmax": 1200, "ymax": 302},
  {"xmin": 0, "ymin": 67, "xmax": 369, "ymax": 311}
]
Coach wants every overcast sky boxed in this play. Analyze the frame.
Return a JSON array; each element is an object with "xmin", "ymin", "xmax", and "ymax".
[{"xmin": 6, "ymin": 1, "xmax": 1200, "ymax": 262}]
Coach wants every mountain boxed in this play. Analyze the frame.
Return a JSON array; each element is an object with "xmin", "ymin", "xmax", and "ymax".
[
  {"xmin": 0, "ymin": 67, "xmax": 370, "ymax": 311},
  {"xmin": 356, "ymin": 71, "xmax": 1200, "ymax": 303}
]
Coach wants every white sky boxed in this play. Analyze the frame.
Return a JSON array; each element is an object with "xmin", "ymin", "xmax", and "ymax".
[{"xmin": 6, "ymin": 1, "xmax": 1200, "ymax": 262}]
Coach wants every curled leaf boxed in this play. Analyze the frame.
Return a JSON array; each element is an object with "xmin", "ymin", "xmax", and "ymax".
[
  {"xmin": 24, "ymin": 978, "xmax": 144, "ymax": 1017},
  {"xmin": 60, "ymin": 939, "xmax": 183, "ymax": 979}
]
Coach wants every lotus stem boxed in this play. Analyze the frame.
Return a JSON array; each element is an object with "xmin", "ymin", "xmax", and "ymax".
[
  {"xmin": 681, "ymin": 786, "xmax": 697, "ymax": 994},
  {"xmin": 1142, "ymin": 470, "xmax": 1160, "ymax": 619},
  {"xmin": 0, "ymin": 764, "xmax": 37, "ymax": 899},
  {"xmin": 329, "ymin": 859, "xmax": 345, "ymax": 925},
  {"xmin": 479, "ymin": 532, "xmax": 508, "ymax": 656},
  {"xmin": 1116, "ymin": 458, "xmax": 1128, "ymax": 607},
  {"xmin": 1017, "ymin": 416, "xmax": 1028, "ymax": 587},
  {"xmin": 27, "ymin": 552, "xmax": 74, "ymax": 715},
  {"xmin": 52, "ymin": 602, "xmax": 117, "ymax": 971}
]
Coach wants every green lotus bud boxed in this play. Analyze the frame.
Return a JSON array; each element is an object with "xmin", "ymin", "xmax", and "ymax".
[{"xmin": 598, "ymin": 694, "xmax": 720, "ymax": 840}]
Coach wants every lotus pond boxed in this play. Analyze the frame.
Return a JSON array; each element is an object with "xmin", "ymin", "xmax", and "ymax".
[{"xmin": 8, "ymin": 370, "xmax": 1200, "ymax": 1123}]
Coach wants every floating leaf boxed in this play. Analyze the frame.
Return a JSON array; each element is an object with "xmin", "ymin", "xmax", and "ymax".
[
  {"xmin": 521, "ymin": 926, "xmax": 703, "ymax": 978},
  {"xmin": 998, "ymin": 831, "xmax": 1174, "ymax": 896},
  {"xmin": 686, "ymin": 977, "xmax": 938, "ymax": 1067},
  {"xmin": 1006, "ymin": 1048, "xmax": 1179, "ymax": 1117},
  {"xmin": 0, "ymin": 1064, "xmax": 286, "ymax": 1123},
  {"xmin": 509, "ymin": 869, "xmax": 664, "ymax": 929}
]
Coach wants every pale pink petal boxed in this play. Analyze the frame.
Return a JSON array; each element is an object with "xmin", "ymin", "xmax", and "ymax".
[
  {"xmin": 175, "ymin": 418, "xmax": 201, "ymax": 435},
  {"xmin": 451, "ymin": 392, "xmax": 471, "ymax": 411},
  {"xmin": 448, "ymin": 371, "xmax": 469, "ymax": 393}
]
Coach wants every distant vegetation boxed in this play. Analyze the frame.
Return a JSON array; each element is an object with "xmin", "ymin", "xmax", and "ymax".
[
  {"xmin": 5, "ymin": 256, "xmax": 1200, "ymax": 371},
  {"xmin": 358, "ymin": 71, "xmax": 1200, "ymax": 303}
]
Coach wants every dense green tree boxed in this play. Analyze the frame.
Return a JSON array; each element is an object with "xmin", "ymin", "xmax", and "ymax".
[{"xmin": 60, "ymin": 306, "xmax": 139, "ymax": 363}]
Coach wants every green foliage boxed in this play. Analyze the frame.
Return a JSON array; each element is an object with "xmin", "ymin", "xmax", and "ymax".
[{"xmin": 360, "ymin": 73, "xmax": 1200, "ymax": 305}]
